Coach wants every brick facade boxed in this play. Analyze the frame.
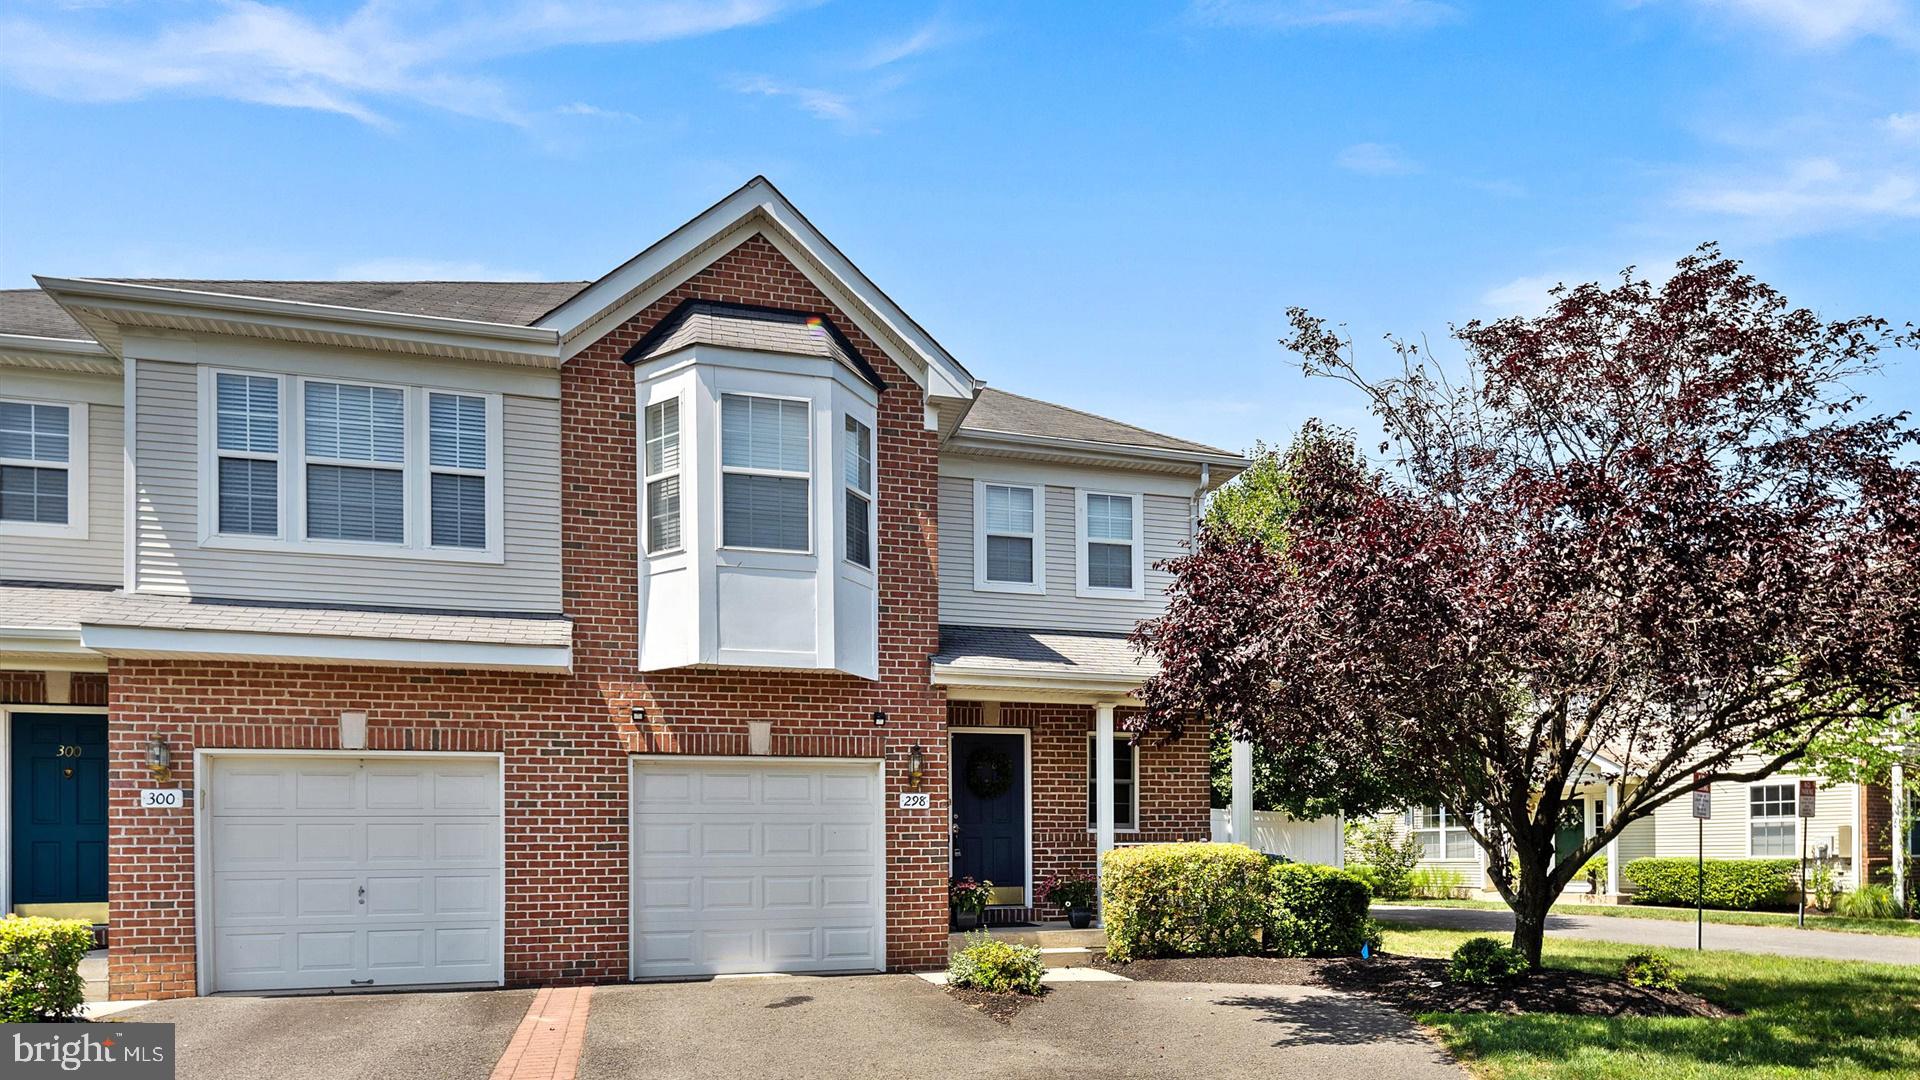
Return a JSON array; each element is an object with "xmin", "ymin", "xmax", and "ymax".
[{"xmin": 946, "ymin": 700, "xmax": 1210, "ymax": 921}]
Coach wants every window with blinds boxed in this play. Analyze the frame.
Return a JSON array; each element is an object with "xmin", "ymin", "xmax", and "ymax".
[
  {"xmin": 720, "ymin": 393, "xmax": 810, "ymax": 551},
  {"xmin": 843, "ymin": 415, "xmax": 872, "ymax": 567},
  {"xmin": 0, "ymin": 400, "xmax": 73, "ymax": 527},
  {"xmin": 1083, "ymin": 492, "xmax": 1137, "ymax": 592},
  {"xmin": 214, "ymin": 373, "xmax": 280, "ymax": 536},
  {"xmin": 429, "ymin": 392, "xmax": 488, "ymax": 549},
  {"xmin": 644, "ymin": 397, "xmax": 682, "ymax": 553},
  {"xmin": 304, "ymin": 381, "xmax": 406, "ymax": 544}
]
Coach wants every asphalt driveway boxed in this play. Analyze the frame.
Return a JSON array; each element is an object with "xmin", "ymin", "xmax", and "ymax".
[
  {"xmin": 581, "ymin": 974, "xmax": 1464, "ymax": 1080},
  {"xmin": 1375, "ymin": 904, "xmax": 1920, "ymax": 964}
]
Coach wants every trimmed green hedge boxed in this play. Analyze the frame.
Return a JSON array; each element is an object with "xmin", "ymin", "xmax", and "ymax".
[
  {"xmin": 1267, "ymin": 862, "xmax": 1378, "ymax": 957},
  {"xmin": 1622, "ymin": 857, "xmax": 1797, "ymax": 910},
  {"xmin": 0, "ymin": 916, "xmax": 93, "ymax": 1022},
  {"xmin": 1101, "ymin": 843, "xmax": 1376, "ymax": 962}
]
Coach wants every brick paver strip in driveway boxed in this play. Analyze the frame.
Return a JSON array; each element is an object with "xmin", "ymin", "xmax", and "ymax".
[
  {"xmin": 580, "ymin": 974, "xmax": 1465, "ymax": 1079},
  {"xmin": 492, "ymin": 986, "xmax": 595, "ymax": 1080},
  {"xmin": 117, "ymin": 987, "xmax": 535, "ymax": 1080},
  {"xmin": 1375, "ymin": 904, "xmax": 1920, "ymax": 964}
]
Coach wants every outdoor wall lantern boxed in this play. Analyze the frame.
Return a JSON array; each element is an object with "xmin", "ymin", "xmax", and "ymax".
[
  {"xmin": 908, "ymin": 744, "xmax": 926, "ymax": 791},
  {"xmin": 872, "ymin": 710, "xmax": 888, "ymax": 726},
  {"xmin": 145, "ymin": 735, "xmax": 172, "ymax": 783}
]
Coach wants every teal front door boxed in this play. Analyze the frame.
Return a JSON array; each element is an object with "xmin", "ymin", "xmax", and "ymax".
[
  {"xmin": 1554, "ymin": 800, "xmax": 1587, "ymax": 867},
  {"xmin": 9, "ymin": 712, "xmax": 108, "ymax": 910}
]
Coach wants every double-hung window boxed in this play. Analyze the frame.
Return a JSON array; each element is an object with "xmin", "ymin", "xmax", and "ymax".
[
  {"xmin": 644, "ymin": 396, "xmax": 683, "ymax": 553},
  {"xmin": 720, "ymin": 393, "xmax": 810, "ymax": 551},
  {"xmin": 1749, "ymin": 782, "xmax": 1796, "ymax": 856},
  {"xmin": 1086, "ymin": 735, "xmax": 1139, "ymax": 832},
  {"xmin": 0, "ymin": 399, "xmax": 84, "ymax": 536},
  {"xmin": 1408, "ymin": 805, "xmax": 1474, "ymax": 860},
  {"xmin": 213, "ymin": 374, "xmax": 280, "ymax": 536},
  {"xmin": 843, "ymin": 416, "xmax": 872, "ymax": 567},
  {"xmin": 1078, "ymin": 490, "xmax": 1142, "ymax": 598},
  {"xmin": 428, "ymin": 392, "xmax": 488, "ymax": 549},
  {"xmin": 304, "ymin": 381, "xmax": 406, "ymax": 544},
  {"xmin": 976, "ymin": 482, "xmax": 1040, "ymax": 591}
]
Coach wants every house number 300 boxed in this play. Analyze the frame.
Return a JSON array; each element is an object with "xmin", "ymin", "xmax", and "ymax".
[{"xmin": 55, "ymin": 745, "xmax": 82, "ymax": 757}]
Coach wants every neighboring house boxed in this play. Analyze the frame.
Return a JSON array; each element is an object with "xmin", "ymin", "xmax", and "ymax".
[
  {"xmin": 0, "ymin": 177, "xmax": 1243, "ymax": 1000},
  {"xmin": 1384, "ymin": 762, "xmax": 1904, "ymax": 900}
]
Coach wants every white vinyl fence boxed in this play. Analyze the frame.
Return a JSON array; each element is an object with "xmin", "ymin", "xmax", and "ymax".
[{"xmin": 1211, "ymin": 808, "xmax": 1346, "ymax": 866}]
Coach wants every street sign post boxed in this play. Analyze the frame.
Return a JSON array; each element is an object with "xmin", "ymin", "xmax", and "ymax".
[
  {"xmin": 1798, "ymin": 779, "xmax": 1817, "ymax": 928},
  {"xmin": 1692, "ymin": 772, "xmax": 1710, "ymax": 950}
]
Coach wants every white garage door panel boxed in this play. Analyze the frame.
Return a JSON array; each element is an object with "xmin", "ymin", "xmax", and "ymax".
[
  {"xmin": 207, "ymin": 756, "xmax": 502, "ymax": 993},
  {"xmin": 631, "ymin": 759, "xmax": 884, "ymax": 978}
]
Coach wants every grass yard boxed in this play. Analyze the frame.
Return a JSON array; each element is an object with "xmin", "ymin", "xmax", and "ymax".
[
  {"xmin": 1385, "ymin": 897, "xmax": 1920, "ymax": 938},
  {"xmin": 1379, "ymin": 924, "xmax": 1920, "ymax": 1079}
]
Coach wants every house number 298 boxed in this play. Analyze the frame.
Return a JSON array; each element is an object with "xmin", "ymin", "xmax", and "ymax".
[{"xmin": 55, "ymin": 744, "xmax": 82, "ymax": 757}]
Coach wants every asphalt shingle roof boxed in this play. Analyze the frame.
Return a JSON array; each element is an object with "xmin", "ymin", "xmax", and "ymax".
[
  {"xmin": 933, "ymin": 624, "xmax": 1158, "ymax": 682},
  {"xmin": 959, "ymin": 387, "xmax": 1233, "ymax": 457},
  {"xmin": 628, "ymin": 300, "xmax": 885, "ymax": 389},
  {"xmin": 0, "ymin": 289, "xmax": 89, "ymax": 340},
  {"xmin": 0, "ymin": 583, "xmax": 572, "ymax": 647}
]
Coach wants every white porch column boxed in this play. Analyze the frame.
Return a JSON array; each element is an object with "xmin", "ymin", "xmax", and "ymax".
[
  {"xmin": 1894, "ymin": 758, "xmax": 1907, "ymax": 911},
  {"xmin": 1230, "ymin": 738, "xmax": 1254, "ymax": 849},
  {"xmin": 1095, "ymin": 702, "xmax": 1117, "ymax": 914},
  {"xmin": 1604, "ymin": 780, "xmax": 1621, "ymax": 896}
]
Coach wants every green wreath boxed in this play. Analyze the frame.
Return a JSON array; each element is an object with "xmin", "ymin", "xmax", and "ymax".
[{"xmin": 964, "ymin": 746, "xmax": 1016, "ymax": 800}]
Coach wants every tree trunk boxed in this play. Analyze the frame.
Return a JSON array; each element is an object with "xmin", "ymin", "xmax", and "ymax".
[{"xmin": 1510, "ymin": 851, "xmax": 1555, "ymax": 968}]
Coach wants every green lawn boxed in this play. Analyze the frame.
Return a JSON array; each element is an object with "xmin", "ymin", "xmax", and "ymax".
[
  {"xmin": 1379, "ymin": 924, "xmax": 1920, "ymax": 1079},
  {"xmin": 1383, "ymin": 897, "xmax": 1920, "ymax": 938}
]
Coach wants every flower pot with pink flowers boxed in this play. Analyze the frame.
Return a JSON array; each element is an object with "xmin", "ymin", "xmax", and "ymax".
[{"xmin": 1040, "ymin": 869, "xmax": 1099, "ymax": 928}]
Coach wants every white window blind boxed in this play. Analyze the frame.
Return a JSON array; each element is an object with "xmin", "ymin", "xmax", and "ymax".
[
  {"xmin": 844, "ymin": 415, "xmax": 872, "ymax": 567},
  {"xmin": 644, "ymin": 397, "xmax": 682, "ymax": 553},
  {"xmin": 982, "ymin": 484, "xmax": 1037, "ymax": 585},
  {"xmin": 428, "ymin": 392, "xmax": 487, "ymax": 549},
  {"xmin": 213, "ymin": 373, "xmax": 280, "ymax": 536},
  {"xmin": 0, "ymin": 401, "xmax": 71, "ymax": 525},
  {"xmin": 721, "ymin": 394, "xmax": 809, "ymax": 551},
  {"xmin": 1084, "ymin": 492, "xmax": 1135, "ymax": 590},
  {"xmin": 304, "ymin": 381, "xmax": 405, "ymax": 544}
]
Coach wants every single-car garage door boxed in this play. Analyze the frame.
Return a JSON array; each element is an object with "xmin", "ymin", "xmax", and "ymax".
[
  {"xmin": 630, "ymin": 757, "xmax": 885, "ymax": 979},
  {"xmin": 205, "ymin": 754, "xmax": 503, "ymax": 993}
]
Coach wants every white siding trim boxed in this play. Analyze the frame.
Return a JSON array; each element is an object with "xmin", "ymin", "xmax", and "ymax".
[{"xmin": 79, "ymin": 624, "xmax": 571, "ymax": 671}]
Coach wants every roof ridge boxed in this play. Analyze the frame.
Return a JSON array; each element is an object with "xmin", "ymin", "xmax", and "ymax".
[{"xmin": 102, "ymin": 278, "xmax": 593, "ymax": 286}]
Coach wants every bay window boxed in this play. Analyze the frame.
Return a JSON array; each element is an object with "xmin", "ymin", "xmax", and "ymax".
[
  {"xmin": 644, "ymin": 396, "xmax": 682, "ymax": 553},
  {"xmin": 844, "ymin": 416, "xmax": 872, "ymax": 567},
  {"xmin": 721, "ymin": 393, "xmax": 810, "ymax": 551},
  {"xmin": 0, "ymin": 398, "xmax": 84, "ymax": 536}
]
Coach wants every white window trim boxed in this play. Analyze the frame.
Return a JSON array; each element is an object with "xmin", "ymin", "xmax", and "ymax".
[
  {"xmin": 973, "ymin": 480, "xmax": 1044, "ymax": 594},
  {"xmin": 1408, "ymin": 805, "xmax": 1474, "ymax": 862},
  {"xmin": 1075, "ymin": 488, "xmax": 1145, "ymax": 600},
  {"xmin": 842, "ymin": 415, "xmax": 875, "ymax": 571},
  {"xmin": 197, "ymin": 367, "xmax": 505, "ymax": 564},
  {"xmin": 718, "ymin": 390, "xmax": 814, "ymax": 555},
  {"xmin": 1745, "ymin": 779, "xmax": 1799, "ymax": 858},
  {"xmin": 1085, "ymin": 733, "xmax": 1140, "ymax": 834},
  {"xmin": 0, "ymin": 397, "xmax": 87, "ymax": 540},
  {"xmin": 642, "ymin": 391, "xmax": 685, "ymax": 556}
]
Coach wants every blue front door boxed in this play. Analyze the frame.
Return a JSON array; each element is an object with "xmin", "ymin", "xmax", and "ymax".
[
  {"xmin": 9, "ymin": 712, "xmax": 108, "ymax": 909},
  {"xmin": 951, "ymin": 732, "xmax": 1027, "ymax": 905}
]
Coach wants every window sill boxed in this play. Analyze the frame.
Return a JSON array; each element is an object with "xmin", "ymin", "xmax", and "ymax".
[
  {"xmin": 975, "ymin": 578, "xmax": 1045, "ymax": 595},
  {"xmin": 1075, "ymin": 585, "xmax": 1145, "ymax": 601},
  {"xmin": 199, "ymin": 532, "xmax": 505, "ymax": 564},
  {"xmin": 0, "ymin": 520, "xmax": 88, "ymax": 540}
]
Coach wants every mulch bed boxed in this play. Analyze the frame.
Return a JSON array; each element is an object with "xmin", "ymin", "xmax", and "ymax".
[
  {"xmin": 1091, "ymin": 953, "xmax": 1732, "ymax": 1019},
  {"xmin": 944, "ymin": 984, "xmax": 1047, "ymax": 1023}
]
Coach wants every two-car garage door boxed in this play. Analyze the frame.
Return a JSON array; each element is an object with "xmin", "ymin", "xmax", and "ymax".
[
  {"xmin": 204, "ymin": 755, "xmax": 503, "ymax": 994},
  {"xmin": 630, "ymin": 758, "xmax": 886, "ymax": 979}
]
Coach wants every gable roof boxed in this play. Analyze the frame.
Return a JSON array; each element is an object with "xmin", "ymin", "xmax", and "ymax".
[
  {"xmin": 626, "ymin": 300, "xmax": 886, "ymax": 390},
  {"xmin": 960, "ymin": 387, "xmax": 1234, "ymax": 458},
  {"xmin": 0, "ymin": 288, "xmax": 89, "ymax": 340}
]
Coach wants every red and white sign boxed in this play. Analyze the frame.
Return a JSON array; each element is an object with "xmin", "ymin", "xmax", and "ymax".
[
  {"xmin": 1798, "ymin": 779, "xmax": 1818, "ymax": 818},
  {"xmin": 1691, "ymin": 771, "xmax": 1711, "ymax": 820}
]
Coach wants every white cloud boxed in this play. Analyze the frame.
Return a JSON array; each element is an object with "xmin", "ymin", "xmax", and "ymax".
[
  {"xmin": 727, "ymin": 74, "xmax": 860, "ymax": 124},
  {"xmin": 860, "ymin": 19, "xmax": 956, "ymax": 68},
  {"xmin": 1335, "ymin": 142, "xmax": 1421, "ymax": 175},
  {"xmin": 1888, "ymin": 112, "xmax": 1920, "ymax": 139},
  {"xmin": 0, "ymin": 1, "xmax": 807, "ymax": 127},
  {"xmin": 1479, "ymin": 272, "xmax": 1573, "ymax": 315},
  {"xmin": 1674, "ymin": 157, "xmax": 1920, "ymax": 232},
  {"xmin": 332, "ymin": 258, "xmax": 546, "ymax": 281},
  {"xmin": 1189, "ymin": 0, "xmax": 1459, "ymax": 30},
  {"xmin": 1660, "ymin": 0, "xmax": 1919, "ymax": 48}
]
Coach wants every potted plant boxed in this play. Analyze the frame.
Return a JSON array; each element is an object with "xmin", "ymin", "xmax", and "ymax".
[
  {"xmin": 1040, "ymin": 869, "xmax": 1099, "ymax": 928},
  {"xmin": 949, "ymin": 876, "xmax": 994, "ymax": 930}
]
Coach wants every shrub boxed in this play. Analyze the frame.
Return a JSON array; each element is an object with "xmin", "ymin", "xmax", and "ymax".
[
  {"xmin": 1350, "ymin": 820, "xmax": 1424, "ymax": 900},
  {"xmin": 1344, "ymin": 864, "xmax": 1384, "ymax": 898},
  {"xmin": 946, "ymin": 931, "xmax": 1045, "ymax": 995},
  {"xmin": 0, "ymin": 916, "xmax": 93, "ymax": 1022},
  {"xmin": 1622, "ymin": 858, "xmax": 1797, "ymax": 910},
  {"xmin": 1621, "ymin": 951, "xmax": 1680, "ymax": 991},
  {"xmin": 1447, "ymin": 936, "xmax": 1528, "ymax": 984},
  {"xmin": 1836, "ymin": 884, "xmax": 1903, "ymax": 920},
  {"xmin": 1101, "ymin": 842, "xmax": 1270, "ymax": 962},
  {"xmin": 1408, "ymin": 866, "xmax": 1466, "ymax": 899},
  {"xmin": 1267, "ymin": 863, "xmax": 1375, "ymax": 957}
]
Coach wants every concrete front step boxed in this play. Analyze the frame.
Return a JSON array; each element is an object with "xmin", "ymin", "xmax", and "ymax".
[{"xmin": 949, "ymin": 923, "xmax": 1107, "ymax": 966}]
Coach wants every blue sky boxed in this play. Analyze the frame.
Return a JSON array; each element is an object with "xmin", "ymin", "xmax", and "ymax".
[{"xmin": 2, "ymin": 1, "xmax": 1916, "ymax": 453}]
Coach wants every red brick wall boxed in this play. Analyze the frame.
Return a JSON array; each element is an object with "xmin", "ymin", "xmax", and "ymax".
[
  {"xmin": 105, "ymin": 232, "xmax": 954, "ymax": 998},
  {"xmin": 0, "ymin": 671, "xmax": 107, "ymax": 705},
  {"xmin": 947, "ymin": 700, "xmax": 1209, "ymax": 920}
]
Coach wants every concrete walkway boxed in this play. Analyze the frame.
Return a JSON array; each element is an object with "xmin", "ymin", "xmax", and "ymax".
[{"xmin": 1375, "ymin": 904, "xmax": 1920, "ymax": 965}]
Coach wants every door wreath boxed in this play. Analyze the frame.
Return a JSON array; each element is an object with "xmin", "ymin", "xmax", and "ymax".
[{"xmin": 963, "ymin": 746, "xmax": 1016, "ymax": 799}]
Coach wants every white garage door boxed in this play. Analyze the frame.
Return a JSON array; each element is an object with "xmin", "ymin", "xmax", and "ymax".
[
  {"xmin": 631, "ymin": 758, "xmax": 885, "ymax": 979},
  {"xmin": 205, "ymin": 755, "xmax": 503, "ymax": 993}
]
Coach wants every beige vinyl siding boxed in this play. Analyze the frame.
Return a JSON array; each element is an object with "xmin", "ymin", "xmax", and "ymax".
[
  {"xmin": 1615, "ymin": 811, "xmax": 1656, "ymax": 865},
  {"xmin": 1646, "ymin": 774, "xmax": 1864, "ymax": 886},
  {"xmin": 937, "ymin": 475, "xmax": 1189, "ymax": 633},
  {"xmin": 133, "ymin": 359, "xmax": 561, "ymax": 612},
  {"xmin": 0, "ymin": 401, "xmax": 123, "ymax": 586}
]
